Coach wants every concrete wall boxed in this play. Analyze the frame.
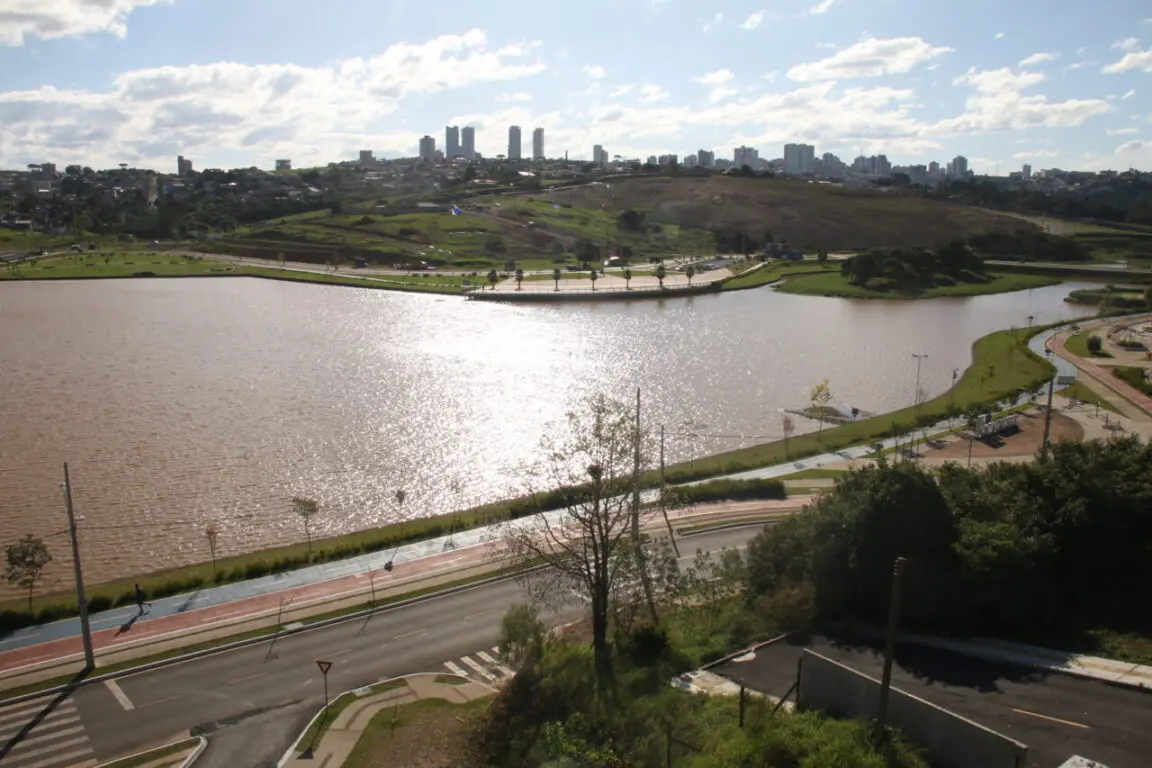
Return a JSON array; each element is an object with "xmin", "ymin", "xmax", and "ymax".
[{"xmin": 797, "ymin": 650, "xmax": 1027, "ymax": 768}]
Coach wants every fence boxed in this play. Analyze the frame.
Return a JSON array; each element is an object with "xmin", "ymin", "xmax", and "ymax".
[
  {"xmin": 797, "ymin": 650, "xmax": 1027, "ymax": 768},
  {"xmin": 465, "ymin": 281, "xmax": 724, "ymax": 301}
]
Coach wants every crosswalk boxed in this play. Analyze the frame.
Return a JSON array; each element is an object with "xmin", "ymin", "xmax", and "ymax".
[
  {"xmin": 0, "ymin": 695, "xmax": 95, "ymax": 768},
  {"xmin": 443, "ymin": 647, "xmax": 516, "ymax": 686}
]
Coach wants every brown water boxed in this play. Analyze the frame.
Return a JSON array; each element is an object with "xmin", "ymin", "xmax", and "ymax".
[{"xmin": 0, "ymin": 278, "xmax": 1094, "ymax": 595}]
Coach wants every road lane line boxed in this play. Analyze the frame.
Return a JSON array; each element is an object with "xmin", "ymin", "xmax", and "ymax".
[
  {"xmin": 392, "ymin": 629, "xmax": 427, "ymax": 640},
  {"xmin": 1011, "ymin": 708, "xmax": 1091, "ymax": 729},
  {"xmin": 460, "ymin": 655, "xmax": 497, "ymax": 682},
  {"xmin": 329, "ymin": 648, "xmax": 354, "ymax": 658},
  {"xmin": 104, "ymin": 678, "xmax": 135, "ymax": 711},
  {"xmin": 6, "ymin": 728, "xmax": 86, "ymax": 755},
  {"xmin": 464, "ymin": 609, "xmax": 496, "ymax": 620},
  {"xmin": 0, "ymin": 699, "xmax": 74, "ymax": 725},
  {"xmin": 0, "ymin": 714, "xmax": 80, "ymax": 741},
  {"xmin": 225, "ymin": 672, "xmax": 267, "ymax": 686},
  {"xmin": 477, "ymin": 651, "xmax": 514, "ymax": 679},
  {"xmin": 138, "ymin": 694, "xmax": 182, "ymax": 710}
]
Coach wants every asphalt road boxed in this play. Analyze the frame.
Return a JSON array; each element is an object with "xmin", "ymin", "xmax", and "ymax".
[
  {"xmin": 713, "ymin": 631, "xmax": 1152, "ymax": 768},
  {"xmin": 0, "ymin": 526, "xmax": 757, "ymax": 768}
]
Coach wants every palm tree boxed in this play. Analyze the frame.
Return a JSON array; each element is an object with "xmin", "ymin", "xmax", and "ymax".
[
  {"xmin": 623, "ymin": 268, "xmax": 632, "ymax": 290},
  {"xmin": 486, "ymin": 269, "xmax": 498, "ymax": 290},
  {"xmin": 655, "ymin": 263, "xmax": 666, "ymax": 289},
  {"xmin": 685, "ymin": 265, "xmax": 696, "ymax": 286},
  {"xmin": 552, "ymin": 268, "xmax": 562, "ymax": 292},
  {"xmin": 515, "ymin": 268, "xmax": 524, "ymax": 291},
  {"xmin": 589, "ymin": 268, "xmax": 599, "ymax": 292}
]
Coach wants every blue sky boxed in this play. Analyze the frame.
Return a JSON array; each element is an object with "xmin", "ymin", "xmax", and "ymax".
[{"xmin": 2, "ymin": 0, "xmax": 1152, "ymax": 173}]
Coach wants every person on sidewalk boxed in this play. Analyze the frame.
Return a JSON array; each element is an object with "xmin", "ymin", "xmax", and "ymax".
[{"xmin": 134, "ymin": 584, "xmax": 151, "ymax": 614}]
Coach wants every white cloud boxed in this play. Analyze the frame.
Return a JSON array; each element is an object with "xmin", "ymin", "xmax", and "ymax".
[
  {"xmin": 637, "ymin": 84, "xmax": 669, "ymax": 103},
  {"xmin": 694, "ymin": 69, "xmax": 735, "ymax": 86},
  {"xmin": 815, "ymin": 42, "xmax": 838, "ymax": 49},
  {"xmin": 994, "ymin": 32, "xmax": 1005, "ymax": 40},
  {"xmin": 702, "ymin": 12, "xmax": 723, "ymax": 32},
  {"xmin": 762, "ymin": 70, "xmax": 779, "ymax": 84},
  {"xmin": 740, "ymin": 10, "xmax": 765, "ymax": 30},
  {"xmin": 1012, "ymin": 149, "xmax": 1060, "ymax": 159},
  {"xmin": 1103, "ymin": 46, "xmax": 1152, "ymax": 74},
  {"xmin": 609, "ymin": 84, "xmax": 633, "ymax": 98},
  {"xmin": 1123, "ymin": 89, "xmax": 1137, "ymax": 100},
  {"xmin": 787, "ymin": 37, "xmax": 953, "ymax": 82},
  {"xmin": 1113, "ymin": 38, "xmax": 1142, "ymax": 52},
  {"xmin": 1019, "ymin": 52, "xmax": 1059, "ymax": 67},
  {"xmin": 0, "ymin": 29, "xmax": 546, "ymax": 167},
  {"xmin": 1065, "ymin": 60, "xmax": 1093, "ymax": 71},
  {"xmin": 583, "ymin": 65, "xmax": 606, "ymax": 79},
  {"xmin": 936, "ymin": 67, "xmax": 1111, "ymax": 134},
  {"xmin": 496, "ymin": 92, "xmax": 532, "ymax": 103},
  {"xmin": 0, "ymin": 0, "xmax": 166, "ymax": 46},
  {"xmin": 810, "ymin": 0, "xmax": 836, "ymax": 14},
  {"xmin": 1107, "ymin": 127, "xmax": 1139, "ymax": 135}
]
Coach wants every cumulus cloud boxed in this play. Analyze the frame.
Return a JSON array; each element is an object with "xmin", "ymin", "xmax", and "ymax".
[
  {"xmin": 810, "ymin": 0, "xmax": 836, "ymax": 13},
  {"xmin": 702, "ymin": 12, "xmax": 723, "ymax": 32},
  {"xmin": 787, "ymin": 37, "xmax": 953, "ymax": 82},
  {"xmin": 740, "ymin": 11, "xmax": 765, "ymax": 30},
  {"xmin": 1122, "ymin": 89, "xmax": 1137, "ymax": 100},
  {"xmin": 496, "ymin": 92, "xmax": 532, "ymax": 103},
  {"xmin": 0, "ymin": 29, "xmax": 545, "ymax": 167},
  {"xmin": 638, "ymin": 84, "xmax": 669, "ymax": 103},
  {"xmin": 693, "ymin": 70, "xmax": 737, "ymax": 103},
  {"xmin": 1107, "ymin": 127, "xmax": 1138, "ymax": 135},
  {"xmin": 936, "ymin": 67, "xmax": 1111, "ymax": 134},
  {"xmin": 583, "ymin": 65, "xmax": 606, "ymax": 79},
  {"xmin": 1019, "ymin": 52, "xmax": 1059, "ymax": 67},
  {"xmin": 1114, "ymin": 38, "xmax": 1142, "ymax": 52},
  {"xmin": 1104, "ymin": 42, "xmax": 1152, "ymax": 74},
  {"xmin": 0, "ymin": 0, "xmax": 167, "ymax": 46}
]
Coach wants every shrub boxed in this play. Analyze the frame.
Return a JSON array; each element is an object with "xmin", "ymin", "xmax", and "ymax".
[
  {"xmin": 863, "ymin": 277, "xmax": 900, "ymax": 292},
  {"xmin": 87, "ymin": 595, "xmax": 113, "ymax": 613},
  {"xmin": 356, "ymin": 215, "xmax": 374, "ymax": 225},
  {"xmin": 957, "ymin": 268, "xmax": 988, "ymax": 283},
  {"xmin": 669, "ymin": 478, "xmax": 786, "ymax": 505},
  {"xmin": 932, "ymin": 273, "xmax": 957, "ymax": 287},
  {"xmin": 1087, "ymin": 335, "xmax": 1103, "ymax": 354},
  {"xmin": 397, "ymin": 226, "xmax": 419, "ymax": 237}
]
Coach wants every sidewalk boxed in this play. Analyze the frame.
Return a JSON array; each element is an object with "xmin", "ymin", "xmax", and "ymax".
[
  {"xmin": 1048, "ymin": 314, "xmax": 1152, "ymax": 418},
  {"xmin": 280, "ymin": 673, "xmax": 495, "ymax": 768}
]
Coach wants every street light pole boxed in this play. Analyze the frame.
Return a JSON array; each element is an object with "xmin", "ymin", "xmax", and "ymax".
[
  {"xmin": 911, "ymin": 353, "xmax": 928, "ymax": 408},
  {"xmin": 62, "ymin": 463, "xmax": 95, "ymax": 672},
  {"xmin": 1041, "ymin": 349, "xmax": 1056, "ymax": 458},
  {"xmin": 877, "ymin": 557, "xmax": 907, "ymax": 731}
]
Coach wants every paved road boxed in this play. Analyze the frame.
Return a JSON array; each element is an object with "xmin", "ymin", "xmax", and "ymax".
[
  {"xmin": 0, "ymin": 527, "xmax": 758, "ymax": 768},
  {"xmin": 713, "ymin": 631, "xmax": 1152, "ymax": 768}
]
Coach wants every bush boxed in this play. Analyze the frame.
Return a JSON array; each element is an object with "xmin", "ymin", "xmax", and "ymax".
[
  {"xmin": 1087, "ymin": 335, "xmax": 1103, "ymax": 354},
  {"xmin": 355, "ymin": 215, "xmax": 374, "ymax": 225},
  {"xmin": 668, "ymin": 478, "xmax": 786, "ymax": 506},
  {"xmin": 863, "ymin": 277, "xmax": 900, "ymax": 292},
  {"xmin": 957, "ymin": 268, "xmax": 988, "ymax": 283},
  {"xmin": 87, "ymin": 595, "xmax": 113, "ymax": 613},
  {"xmin": 932, "ymin": 273, "xmax": 957, "ymax": 287},
  {"xmin": 397, "ymin": 226, "xmax": 419, "ymax": 237}
]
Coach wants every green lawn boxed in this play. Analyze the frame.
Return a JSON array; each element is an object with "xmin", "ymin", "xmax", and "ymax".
[
  {"xmin": 1062, "ymin": 380, "xmax": 1121, "ymax": 415},
  {"xmin": 292, "ymin": 679, "xmax": 410, "ymax": 757},
  {"xmin": 775, "ymin": 270, "xmax": 1059, "ymax": 299},
  {"xmin": 97, "ymin": 738, "xmax": 199, "ymax": 768},
  {"xmin": 1064, "ymin": 332, "xmax": 1112, "ymax": 358},
  {"xmin": 720, "ymin": 260, "xmax": 840, "ymax": 290}
]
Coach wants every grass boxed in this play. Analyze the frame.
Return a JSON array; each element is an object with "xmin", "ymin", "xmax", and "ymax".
[
  {"xmin": 1062, "ymin": 381, "xmax": 1121, "ymax": 415},
  {"xmin": 96, "ymin": 738, "xmax": 199, "ymax": 768},
  {"xmin": 1111, "ymin": 365, "xmax": 1152, "ymax": 396},
  {"xmin": 720, "ymin": 260, "xmax": 840, "ymax": 290},
  {"xmin": 775, "ymin": 270, "xmax": 1059, "ymax": 299},
  {"xmin": 1064, "ymin": 332, "xmax": 1112, "ymax": 358},
  {"xmin": 659, "ymin": 326, "xmax": 1057, "ymax": 483},
  {"xmin": 292, "ymin": 678, "xmax": 410, "ymax": 755},
  {"xmin": 342, "ymin": 696, "xmax": 491, "ymax": 768},
  {"xmin": 677, "ymin": 513, "xmax": 794, "ymax": 534},
  {"xmin": 778, "ymin": 468, "xmax": 848, "ymax": 481},
  {"xmin": 434, "ymin": 674, "xmax": 471, "ymax": 685}
]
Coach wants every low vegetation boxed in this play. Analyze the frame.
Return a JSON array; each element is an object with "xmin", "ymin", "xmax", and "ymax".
[
  {"xmin": 967, "ymin": 230, "xmax": 1091, "ymax": 261},
  {"xmin": 779, "ymin": 270, "xmax": 1057, "ymax": 299},
  {"xmin": 1111, "ymin": 365, "xmax": 1152, "ymax": 396},
  {"xmin": 1066, "ymin": 286, "xmax": 1152, "ymax": 310}
]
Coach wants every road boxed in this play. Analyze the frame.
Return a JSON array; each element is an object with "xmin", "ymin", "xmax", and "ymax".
[
  {"xmin": 713, "ymin": 632, "xmax": 1152, "ymax": 768},
  {"xmin": 0, "ymin": 527, "xmax": 757, "ymax": 768}
]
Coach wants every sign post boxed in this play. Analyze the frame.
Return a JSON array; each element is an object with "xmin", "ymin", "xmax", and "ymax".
[{"xmin": 317, "ymin": 659, "xmax": 333, "ymax": 719}]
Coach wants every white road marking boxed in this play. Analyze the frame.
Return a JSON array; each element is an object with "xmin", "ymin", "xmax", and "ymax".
[
  {"xmin": 6, "ymin": 730, "xmax": 86, "ymax": 757},
  {"xmin": 1011, "ymin": 708, "xmax": 1091, "ymax": 729},
  {"xmin": 443, "ymin": 660, "xmax": 468, "ymax": 677},
  {"xmin": 0, "ymin": 714, "xmax": 80, "ymax": 741},
  {"xmin": 104, "ymin": 679, "xmax": 135, "ymax": 711},
  {"xmin": 0, "ymin": 700, "xmax": 74, "ymax": 726},
  {"xmin": 21, "ymin": 746, "xmax": 95, "ymax": 768},
  {"xmin": 460, "ymin": 655, "xmax": 497, "ymax": 682},
  {"xmin": 476, "ymin": 651, "xmax": 514, "ymax": 679}
]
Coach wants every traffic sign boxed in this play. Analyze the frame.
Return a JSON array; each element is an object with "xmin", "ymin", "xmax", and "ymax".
[{"xmin": 316, "ymin": 660, "xmax": 333, "ymax": 675}]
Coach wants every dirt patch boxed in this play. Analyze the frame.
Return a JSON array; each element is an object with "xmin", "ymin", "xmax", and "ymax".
[
  {"xmin": 344, "ymin": 698, "xmax": 489, "ymax": 768},
  {"xmin": 928, "ymin": 410, "xmax": 1084, "ymax": 461}
]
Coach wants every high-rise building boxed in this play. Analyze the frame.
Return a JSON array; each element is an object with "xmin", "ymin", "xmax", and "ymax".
[
  {"xmin": 275, "ymin": 159, "xmax": 292, "ymax": 171},
  {"xmin": 733, "ymin": 146, "xmax": 759, "ymax": 169},
  {"xmin": 1022, "ymin": 164, "xmax": 1032, "ymax": 180},
  {"xmin": 658, "ymin": 154, "xmax": 678, "ymax": 166},
  {"xmin": 951, "ymin": 155, "xmax": 969, "ymax": 179},
  {"xmin": 697, "ymin": 149, "xmax": 715, "ymax": 168},
  {"xmin": 508, "ymin": 126, "xmax": 522, "ymax": 161},
  {"xmin": 532, "ymin": 127, "xmax": 545, "ymax": 161},
  {"xmin": 461, "ymin": 126, "xmax": 476, "ymax": 160},
  {"xmin": 593, "ymin": 145, "xmax": 608, "ymax": 165},
  {"xmin": 177, "ymin": 155, "xmax": 193, "ymax": 176},
  {"xmin": 783, "ymin": 143, "xmax": 816, "ymax": 175},
  {"xmin": 646, "ymin": 155, "xmax": 658, "ymax": 166},
  {"xmin": 419, "ymin": 135, "xmax": 436, "ymax": 161},
  {"xmin": 358, "ymin": 150, "xmax": 374, "ymax": 165},
  {"xmin": 445, "ymin": 126, "xmax": 460, "ymax": 158},
  {"xmin": 928, "ymin": 161, "xmax": 941, "ymax": 177}
]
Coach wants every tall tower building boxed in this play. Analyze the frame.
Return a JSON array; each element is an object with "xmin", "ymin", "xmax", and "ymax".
[
  {"xmin": 951, "ymin": 155, "xmax": 969, "ymax": 179},
  {"xmin": 445, "ymin": 126, "xmax": 460, "ymax": 158},
  {"xmin": 508, "ymin": 126, "xmax": 522, "ymax": 161},
  {"xmin": 419, "ymin": 135, "xmax": 436, "ymax": 161},
  {"xmin": 461, "ymin": 126, "xmax": 476, "ymax": 160},
  {"xmin": 593, "ymin": 145, "xmax": 608, "ymax": 165},
  {"xmin": 532, "ymin": 127, "xmax": 545, "ymax": 161}
]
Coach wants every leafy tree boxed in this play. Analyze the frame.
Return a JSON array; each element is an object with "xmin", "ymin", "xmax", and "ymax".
[
  {"xmin": 589, "ymin": 268, "xmax": 599, "ymax": 292},
  {"xmin": 487, "ymin": 269, "xmax": 499, "ymax": 290},
  {"xmin": 5, "ymin": 535, "xmax": 51, "ymax": 611},
  {"xmin": 809, "ymin": 379, "xmax": 833, "ymax": 437},
  {"xmin": 515, "ymin": 267, "xmax": 524, "ymax": 291},
  {"xmin": 817, "ymin": 249, "xmax": 829, "ymax": 262},
  {"xmin": 1087, "ymin": 335, "xmax": 1103, "ymax": 354},
  {"xmin": 292, "ymin": 498, "xmax": 319, "ymax": 554},
  {"xmin": 617, "ymin": 209, "xmax": 645, "ymax": 231},
  {"xmin": 499, "ymin": 603, "xmax": 548, "ymax": 670},
  {"xmin": 654, "ymin": 263, "xmax": 666, "ymax": 288},
  {"xmin": 684, "ymin": 265, "xmax": 696, "ymax": 285},
  {"xmin": 622, "ymin": 268, "xmax": 632, "ymax": 290},
  {"xmin": 552, "ymin": 268, "xmax": 562, "ymax": 292}
]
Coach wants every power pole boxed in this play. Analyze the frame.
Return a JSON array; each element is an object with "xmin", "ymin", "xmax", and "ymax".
[
  {"xmin": 1040, "ymin": 376, "xmax": 1056, "ymax": 458},
  {"xmin": 659, "ymin": 425, "xmax": 680, "ymax": 556},
  {"xmin": 62, "ymin": 463, "xmax": 95, "ymax": 672},
  {"xmin": 633, "ymin": 388, "xmax": 659, "ymax": 624},
  {"xmin": 877, "ymin": 557, "xmax": 907, "ymax": 731}
]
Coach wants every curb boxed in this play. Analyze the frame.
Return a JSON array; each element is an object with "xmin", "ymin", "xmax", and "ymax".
[
  {"xmin": 701, "ymin": 631, "xmax": 800, "ymax": 670},
  {"xmin": 93, "ymin": 735, "xmax": 206, "ymax": 768},
  {"xmin": 182, "ymin": 736, "xmax": 208, "ymax": 767},
  {"xmin": 678, "ymin": 519, "xmax": 785, "ymax": 536},
  {"xmin": 0, "ymin": 565, "xmax": 542, "ymax": 709}
]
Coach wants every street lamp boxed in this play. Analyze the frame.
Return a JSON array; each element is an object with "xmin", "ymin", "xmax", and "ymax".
[
  {"xmin": 60, "ymin": 463, "xmax": 95, "ymax": 671},
  {"xmin": 1040, "ymin": 347, "xmax": 1056, "ymax": 457},
  {"xmin": 911, "ymin": 353, "xmax": 929, "ymax": 407}
]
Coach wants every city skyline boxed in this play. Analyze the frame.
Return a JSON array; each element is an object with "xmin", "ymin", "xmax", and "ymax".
[{"xmin": 2, "ymin": 1, "xmax": 1151, "ymax": 173}]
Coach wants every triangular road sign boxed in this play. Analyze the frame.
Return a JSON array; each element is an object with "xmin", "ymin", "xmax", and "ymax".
[{"xmin": 316, "ymin": 660, "xmax": 333, "ymax": 675}]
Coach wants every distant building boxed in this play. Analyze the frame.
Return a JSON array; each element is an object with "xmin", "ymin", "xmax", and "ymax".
[
  {"xmin": 532, "ymin": 127, "xmax": 545, "ymax": 161},
  {"xmin": 658, "ymin": 154, "xmax": 678, "ymax": 166},
  {"xmin": 419, "ymin": 135, "xmax": 436, "ymax": 162},
  {"xmin": 733, "ymin": 145, "xmax": 759, "ymax": 170},
  {"xmin": 593, "ymin": 145, "xmax": 609, "ymax": 165},
  {"xmin": 783, "ymin": 143, "xmax": 815, "ymax": 175},
  {"xmin": 646, "ymin": 155, "xmax": 658, "ymax": 166},
  {"xmin": 39, "ymin": 163, "xmax": 57, "ymax": 178},
  {"xmin": 928, "ymin": 160, "xmax": 941, "ymax": 177},
  {"xmin": 508, "ymin": 126, "xmax": 522, "ymax": 161},
  {"xmin": 177, "ymin": 155, "xmax": 193, "ymax": 176},
  {"xmin": 462, "ymin": 126, "xmax": 476, "ymax": 160},
  {"xmin": 445, "ymin": 126, "xmax": 460, "ymax": 158},
  {"xmin": 950, "ymin": 155, "xmax": 969, "ymax": 179},
  {"xmin": 275, "ymin": 159, "xmax": 292, "ymax": 171},
  {"xmin": 358, "ymin": 150, "xmax": 374, "ymax": 165},
  {"xmin": 697, "ymin": 149, "xmax": 715, "ymax": 168},
  {"xmin": 1022, "ymin": 164, "xmax": 1032, "ymax": 180}
]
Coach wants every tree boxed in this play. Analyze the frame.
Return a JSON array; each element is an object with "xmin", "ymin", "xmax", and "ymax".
[
  {"xmin": 685, "ymin": 265, "xmax": 695, "ymax": 285},
  {"xmin": 499, "ymin": 394, "xmax": 653, "ymax": 682},
  {"xmin": 292, "ymin": 497, "xmax": 319, "ymax": 554},
  {"xmin": 817, "ymin": 249, "xmax": 829, "ymax": 262},
  {"xmin": 654, "ymin": 264, "xmax": 666, "ymax": 289},
  {"xmin": 617, "ymin": 209, "xmax": 645, "ymax": 231},
  {"xmin": 1087, "ymin": 335, "xmax": 1103, "ymax": 354},
  {"xmin": 499, "ymin": 603, "xmax": 547, "ymax": 670},
  {"xmin": 589, "ymin": 269, "xmax": 599, "ymax": 292},
  {"xmin": 515, "ymin": 268, "xmax": 524, "ymax": 291},
  {"xmin": 487, "ymin": 269, "xmax": 499, "ymax": 290},
  {"xmin": 553, "ymin": 268, "xmax": 562, "ymax": 292},
  {"xmin": 5, "ymin": 535, "xmax": 51, "ymax": 611},
  {"xmin": 810, "ymin": 379, "xmax": 833, "ymax": 437},
  {"xmin": 622, "ymin": 268, "xmax": 632, "ymax": 290},
  {"xmin": 781, "ymin": 414, "xmax": 795, "ymax": 458}
]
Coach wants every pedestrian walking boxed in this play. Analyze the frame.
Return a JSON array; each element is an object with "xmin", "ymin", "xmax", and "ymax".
[{"xmin": 134, "ymin": 583, "xmax": 151, "ymax": 614}]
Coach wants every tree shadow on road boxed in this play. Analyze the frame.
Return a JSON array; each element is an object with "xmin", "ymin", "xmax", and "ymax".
[{"xmin": 0, "ymin": 669, "xmax": 90, "ymax": 763}]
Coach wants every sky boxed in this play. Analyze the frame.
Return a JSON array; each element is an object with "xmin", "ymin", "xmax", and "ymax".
[{"xmin": 2, "ymin": 0, "xmax": 1152, "ymax": 174}]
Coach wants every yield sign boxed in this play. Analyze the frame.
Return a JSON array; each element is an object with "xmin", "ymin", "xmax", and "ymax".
[{"xmin": 316, "ymin": 660, "xmax": 333, "ymax": 676}]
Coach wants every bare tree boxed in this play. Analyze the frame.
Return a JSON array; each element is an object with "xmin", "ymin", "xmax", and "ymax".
[
  {"xmin": 498, "ymin": 394, "xmax": 653, "ymax": 681},
  {"xmin": 292, "ymin": 497, "xmax": 319, "ymax": 554},
  {"xmin": 781, "ymin": 414, "xmax": 795, "ymax": 458},
  {"xmin": 5, "ymin": 535, "xmax": 51, "ymax": 611}
]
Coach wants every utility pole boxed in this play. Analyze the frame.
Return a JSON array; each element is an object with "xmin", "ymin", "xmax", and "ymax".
[
  {"xmin": 1040, "ymin": 375, "xmax": 1055, "ymax": 458},
  {"xmin": 633, "ymin": 388, "xmax": 659, "ymax": 624},
  {"xmin": 62, "ymin": 463, "xmax": 95, "ymax": 672},
  {"xmin": 877, "ymin": 557, "xmax": 907, "ymax": 731},
  {"xmin": 911, "ymin": 353, "xmax": 928, "ymax": 408},
  {"xmin": 659, "ymin": 425, "xmax": 680, "ymax": 556}
]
